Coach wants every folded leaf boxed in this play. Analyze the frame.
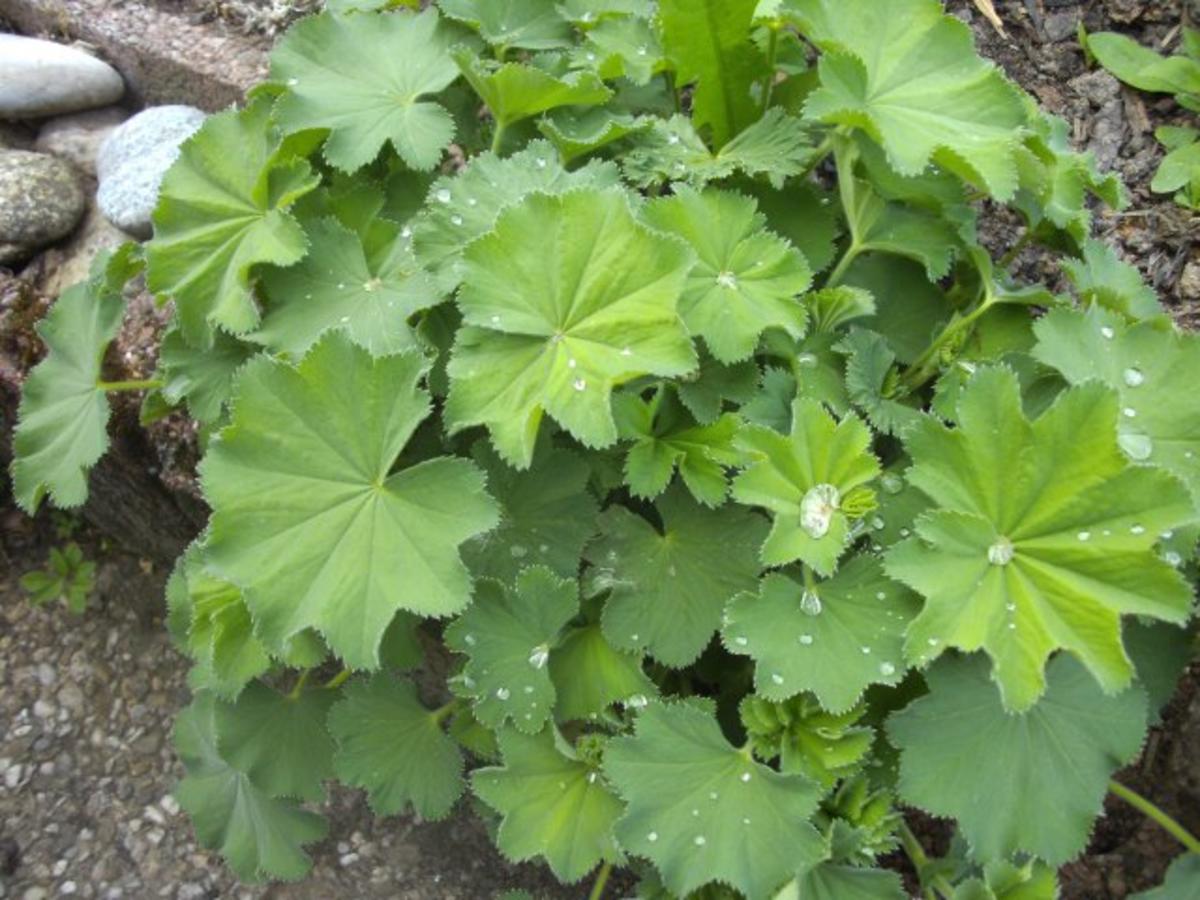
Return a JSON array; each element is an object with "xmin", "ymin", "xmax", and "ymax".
[
  {"xmin": 439, "ymin": 0, "xmax": 573, "ymax": 51},
  {"xmin": 455, "ymin": 51, "xmax": 612, "ymax": 132}
]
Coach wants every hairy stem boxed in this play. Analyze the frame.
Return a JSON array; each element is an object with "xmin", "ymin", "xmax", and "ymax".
[
  {"xmin": 587, "ymin": 861, "xmax": 614, "ymax": 900},
  {"xmin": 287, "ymin": 669, "xmax": 311, "ymax": 701},
  {"xmin": 899, "ymin": 294, "xmax": 997, "ymax": 393},
  {"xmin": 324, "ymin": 668, "xmax": 352, "ymax": 690},
  {"xmin": 761, "ymin": 26, "xmax": 779, "ymax": 112},
  {"xmin": 491, "ymin": 120, "xmax": 508, "ymax": 156},
  {"xmin": 97, "ymin": 378, "xmax": 163, "ymax": 392},
  {"xmin": 998, "ymin": 230, "xmax": 1032, "ymax": 268},
  {"xmin": 898, "ymin": 820, "xmax": 957, "ymax": 899},
  {"xmin": 823, "ymin": 242, "xmax": 861, "ymax": 289},
  {"xmin": 431, "ymin": 699, "xmax": 459, "ymax": 726},
  {"xmin": 797, "ymin": 133, "xmax": 836, "ymax": 182},
  {"xmin": 1109, "ymin": 779, "xmax": 1200, "ymax": 854}
]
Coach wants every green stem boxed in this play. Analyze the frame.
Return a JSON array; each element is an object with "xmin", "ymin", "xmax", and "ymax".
[
  {"xmin": 823, "ymin": 242, "xmax": 861, "ymax": 289},
  {"xmin": 1109, "ymin": 779, "xmax": 1200, "ymax": 854},
  {"xmin": 797, "ymin": 133, "xmax": 836, "ymax": 181},
  {"xmin": 760, "ymin": 26, "xmax": 779, "ymax": 112},
  {"xmin": 97, "ymin": 378, "xmax": 163, "ymax": 392},
  {"xmin": 998, "ymin": 230, "xmax": 1032, "ymax": 268},
  {"xmin": 663, "ymin": 70, "xmax": 680, "ymax": 114},
  {"xmin": 287, "ymin": 669, "xmax": 311, "ymax": 701},
  {"xmin": 897, "ymin": 821, "xmax": 956, "ymax": 900},
  {"xmin": 324, "ymin": 668, "xmax": 352, "ymax": 690},
  {"xmin": 587, "ymin": 861, "xmax": 614, "ymax": 900},
  {"xmin": 431, "ymin": 699, "xmax": 458, "ymax": 726},
  {"xmin": 490, "ymin": 120, "xmax": 508, "ymax": 156},
  {"xmin": 899, "ymin": 294, "xmax": 997, "ymax": 393}
]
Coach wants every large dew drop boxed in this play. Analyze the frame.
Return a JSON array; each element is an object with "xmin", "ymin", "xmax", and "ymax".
[
  {"xmin": 800, "ymin": 483, "xmax": 841, "ymax": 539},
  {"xmin": 1118, "ymin": 431, "xmax": 1153, "ymax": 461},
  {"xmin": 987, "ymin": 537, "xmax": 1014, "ymax": 566},
  {"xmin": 799, "ymin": 589, "xmax": 822, "ymax": 616},
  {"xmin": 528, "ymin": 644, "xmax": 550, "ymax": 670},
  {"xmin": 1123, "ymin": 367, "xmax": 1145, "ymax": 387}
]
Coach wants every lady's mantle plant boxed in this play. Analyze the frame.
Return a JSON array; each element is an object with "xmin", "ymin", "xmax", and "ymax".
[{"xmin": 12, "ymin": 0, "xmax": 1200, "ymax": 896}]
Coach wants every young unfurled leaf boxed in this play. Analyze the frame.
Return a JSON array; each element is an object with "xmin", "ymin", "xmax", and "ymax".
[
  {"xmin": 328, "ymin": 674, "xmax": 465, "ymax": 819},
  {"xmin": 1034, "ymin": 306, "xmax": 1200, "ymax": 498},
  {"xmin": 215, "ymin": 681, "xmax": 336, "ymax": 802},
  {"xmin": 271, "ymin": 9, "xmax": 462, "ymax": 171},
  {"xmin": 201, "ymin": 334, "xmax": 499, "ymax": 668},
  {"xmin": 157, "ymin": 325, "xmax": 254, "ymax": 425},
  {"xmin": 775, "ymin": 865, "xmax": 906, "ymax": 900},
  {"xmin": 658, "ymin": 0, "xmax": 766, "ymax": 149},
  {"xmin": 733, "ymin": 398, "xmax": 881, "ymax": 575},
  {"xmin": 643, "ymin": 187, "xmax": 811, "ymax": 364},
  {"xmin": 462, "ymin": 441, "xmax": 598, "ymax": 585},
  {"xmin": 175, "ymin": 694, "xmax": 328, "ymax": 881},
  {"xmin": 604, "ymin": 701, "xmax": 825, "ymax": 900},
  {"xmin": 454, "ymin": 51, "xmax": 612, "ymax": 135},
  {"xmin": 445, "ymin": 188, "xmax": 696, "ymax": 467},
  {"xmin": 445, "ymin": 566, "xmax": 579, "ymax": 733},
  {"xmin": 888, "ymin": 653, "xmax": 1147, "ymax": 865},
  {"xmin": 741, "ymin": 694, "xmax": 874, "ymax": 788},
  {"xmin": 790, "ymin": 0, "xmax": 1026, "ymax": 198},
  {"xmin": 549, "ymin": 624, "xmax": 657, "ymax": 720},
  {"xmin": 255, "ymin": 217, "xmax": 441, "ymax": 357},
  {"xmin": 614, "ymin": 388, "xmax": 741, "ymax": 506},
  {"xmin": 886, "ymin": 367, "xmax": 1196, "ymax": 711},
  {"xmin": 438, "ymin": 0, "xmax": 573, "ymax": 51},
  {"xmin": 12, "ymin": 244, "xmax": 141, "ymax": 513},
  {"xmin": 587, "ymin": 487, "xmax": 766, "ymax": 667},
  {"xmin": 473, "ymin": 726, "xmax": 623, "ymax": 882},
  {"xmin": 412, "ymin": 139, "xmax": 619, "ymax": 284},
  {"xmin": 723, "ymin": 555, "xmax": 918, "ymax": 713},
  {"xmin": 145, "ymin": 97, "xmax": 320, "ymax": 345},
  {"xmin": 1061, "ymin": 239, "xmax": 1162, "ymax": 320}
]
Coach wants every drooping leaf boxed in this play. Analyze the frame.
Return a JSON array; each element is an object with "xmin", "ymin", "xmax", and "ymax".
[
  {"xmin": 604, "ymin": 701, "xmax": 825, "ymax": 900},
  {"xmin": 1034, "ymin": 306, "xmax": 1200, "ymax": 498},
  {"xmin": 201, "ymin": 334, "xmax": 499, "ymax": 668},
  {"xmin": 444, "ymin": 187, "xmax": 696, "ymax": 467},
  {"xmin": 12, "ymin": 244, "xmax": 141, "ymax": 512},
  {"xmin": 789, "ymin": 0, "xmax": 1027, "ymax": 198},
  {"xmin": 1061, "ymin": 239, "xmax": 1162, "ymax": 320},
  {"xmin": 723, "ymin": 555, "xmax": 919, "ymax": 713},
  {"xmin": 328, "ymin": 673, "xmax": 465, "ymax": 819},
  {"xmin": 473, "ymin": 726, "xmax": 623, "ymax": 882},
  {"xmin": 643, "ymin": 186, "xmax": 811, "ymax": 364},
  {"xmin": 445, "ymin": 566, "xmax": 579, "ymax": 733},
  {"xmin": 657, "ymin": 0, "xmax": 766, "ymax": 149},
  {"xmin": 215, "ymin": 681, "xmax": 336, "ymax": 802},
  {"xmin": 270, "ymin": 9, "xmax": 462, "ymax": 171},
  {"xmin": 733, "ymin": 398, "xmax": 881, "ymax": 576},
  {"xmin": 888, "ymin": 653, "xmax": 1148, "ymax": 865},
  {"xmin": 145, "ymin": 97, "xmax": 320, "ymax": 345},
  {"xmin": 538, "ymin": 107, "xmax": 646, "ymax": 164},
  {"xmin": 885, "ymin": 367, "xmax": 1197, "ymax": 711},
  {"xmin": 463, "ymin": 440, "xmax": 598, "ymax": 584},
  {"xmin": 455, "ymin": 51, "xmax": 612, "ymax": 133},
  {"xmin": 438, "ymin": 0, "xmax": 573, "ymax": 51},
  {"xmin": 549, "ymin": 624, "xmax": 657, "ymax": 720},
  {"xmin": 157, "ymin": 324, "xmax": 254, "ymax": 425},
  {"xmin": 174, "ymin": 694, "xmax": 328, "ymax": 881},
  {"xmin": 775, "ymin": 865, "xmax": 907, "ymax": 900},
  {"xmin": 587, "ymin": 487, "xmax": 767, "ymax": 667},
  {"xmin": 256, "ymin": 217, "xmax": 442, "ymax": 357}
]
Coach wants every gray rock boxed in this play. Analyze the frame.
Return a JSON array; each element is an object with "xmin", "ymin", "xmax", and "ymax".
[
  {"xmin": 0, "ymin": 35, "xmax": 125, "ymax": 119},
  {"xmin": 96, "ymin": 105, "xmax": 205, "ymax": 238},
  {"xmin": 0, "ymin": 150, "xmax": 86, "ymax": 267},
  {"xmin": 35, "ymin": 107, "xmax": 129, "ymax": 177}
]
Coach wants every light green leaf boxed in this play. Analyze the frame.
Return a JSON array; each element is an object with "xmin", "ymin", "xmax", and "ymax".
[
  {"xmin": 445, "ymin": 566, "xmax": 579, "ymax": 733},
  {"xmin": 473, "ymin": 726, "xmax": 623, "ymax": 882},
  {"xmin": 1131, "ymin": 853, "xmax": 1200, "ymax": 899},
  {"xmin": 1085, "ymin": 31, "xmax": 1200, "ymax": 95},
  {"xmin": 549, "ymin": 624, "xmax": 656, "ymax": 720},
  {"xmin": 256, "ymin": 217, "xmax": 441, "ymax": 357},
  {"xmin": 658, "ymin": 0, "xmax": 766, "ymax": 149},
  {"xmin": 556, "ymin": 0, "xmax": 652, "ymax": 25},
  {"xmin": 411, "ymin": 139, "xmax": 619, "ymax": 284},
  {"xmin": 445, "ymin": 188, "xmax": 696, "ymax": 467},
  {"xmin": 201, "ymin": 334, "xmax": 499, "ymax": 668},
  {"xmin": 588, "ymin": 487, "xmax": 767, "ymax": 667},
  {"xmin": 574, "ymin": 15, "xmax": 664, "ymax": 85},
  {"xmin": 538, "ymin": 107, "xmax": 646, "ymax": 163},
  {"xmin": 438, "ymin": 0, "xmax": 573, "ymax": 50},
  {"xmin": 271, "ymin": 9, "xmax": 462, "ymax": 171},
  {"xmin": 1152, "ymin": 135, "xmax": 1200, "ymax": 206},
  {"xmin": 463, "ymin": 440, "xmax": 598, "ymax": 584},
  {"xmin": 145, "ymin": 97, "xmax": 320, "ymax": 345},
  {"xmin": 723, "ymin": 555, "xmax": 919, "ymax": 713},
  {"xmin": 157, "ymin": 325, "xmax": 254, "ymax": 425},
  {"xmin": 733, "ymin": 398, "xmax": 881, "ymax": 576},
  {"xmin": 175, "ymin": 694, "xmax": 328, "ymax": 881},
  {"xmin": 886, "ymin": 367, "xmax": 1197, "ymax": 711},
  {"xmin": 614, "ymin": 389, "xmax": 742, "ymax": 507},
  {"xmin": 790, "ymin": 0, "xmax": 1027, "ymax": 198},
  {"xmin": 328, "ymin": 673, "xmax": 464, "ymax": 819},
  {"xmin": 775, "ymin": 865, "xmax": 906, "ymax": 899},
  {"xmin": 215, "ymin": 681, "xmax": 336, "ymax": 802},
  {"xmin": 741, "ymin": 694, "xmax": 874, "ymax": 789},
  {"xmin": 455, "ymin": 50, "xmax": 612, "ymax": 132},
  {"xmin": 12, "ymin": 244, "xmax": 141, "ymax": 513},
  {"xmin": 1034, "ymin": 306, "xmax": 1200, "ymax": 498},
  {"xmin": 604, "ymin": 701, "xmax": 825, "ymax": 900},
  {"xmin": 644, "ymin": 186, "xmax": 810, "ymax": 363},
  {"xmin": 888, "ymin": 653, "xmax": 1148, "ymax": 865},
  {"xmin": 1062, "ymin": 239, "xmax": 1161, "ymax": 320}
]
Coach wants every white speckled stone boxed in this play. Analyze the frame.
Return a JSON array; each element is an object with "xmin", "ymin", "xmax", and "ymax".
[
  {"xmin": 0, "ymin": 35, "xmax": 125, "ymax": 119},
  {"xmin": 96, "ymin": 105, "xmax": 206, "ymax": 237}
]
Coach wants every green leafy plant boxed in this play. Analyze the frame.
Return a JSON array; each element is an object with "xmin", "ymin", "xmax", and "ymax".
[
  {"xmin": 1083, "ymin": 24, "xmax": 1200, "ymax": 208},
  {"xmin": 20, "ymin": 542, "xmax": 97, "ymax": 614},
  {"xmin": 10, "ymin": 0, "xmax": 1200, "ymax": 897}
]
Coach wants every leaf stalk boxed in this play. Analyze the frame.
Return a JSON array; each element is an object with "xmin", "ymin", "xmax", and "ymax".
[
  {"xmin": 1108, "ymin": 778, "xmax": 1200, "ymax": 854},
  {"xmin": 97, "ymin": 378, "xmax": 163, "ymax": 392},
  {"xmin": 587, "ymin": 860, "xmax": 614, "ymax": 900}
]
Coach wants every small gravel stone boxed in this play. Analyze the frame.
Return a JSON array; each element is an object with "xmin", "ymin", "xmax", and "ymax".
[
  {"xmin": 0, "ymin": 151, "xmax": 86, "ymax": 266},
  {"xmin": 96, "ymin": 106, "xmax": 206, "ymax": 237},
  {"xmin": 0, "ymin": 35, "xmax": 125, "ymax": 119}
]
